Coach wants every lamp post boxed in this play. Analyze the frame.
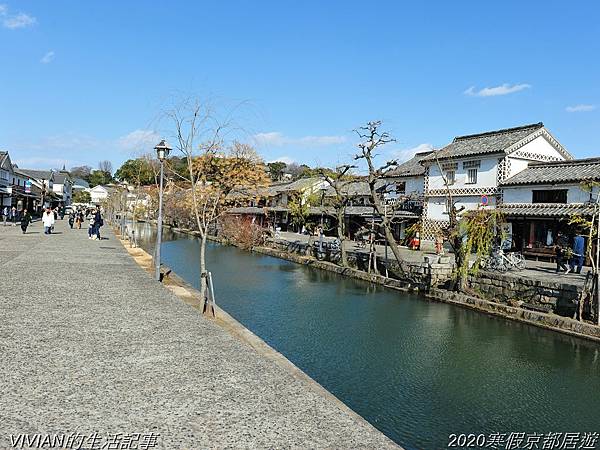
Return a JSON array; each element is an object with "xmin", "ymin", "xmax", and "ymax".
[{"xmin": 154, "ymin": 139, "xmax": 172, "ymax": 281}]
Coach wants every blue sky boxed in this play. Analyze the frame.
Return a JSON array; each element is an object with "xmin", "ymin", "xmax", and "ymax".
[{"xmin": 1, "ymin": 1, "xmax": 599, "ymax": 171}]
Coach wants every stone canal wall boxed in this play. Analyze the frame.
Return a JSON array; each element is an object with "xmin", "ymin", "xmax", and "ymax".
[
  {"xmin": 264, "ymin": 238, "xmax": 454, "ymax": 291},
  {"xmin": 467, "ymin": 271, "xmax": 581, "ymax": 316}
]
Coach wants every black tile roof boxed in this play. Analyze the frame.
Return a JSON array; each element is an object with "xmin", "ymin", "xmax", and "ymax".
[
  {"xmin": 498, "ymin": 203, "xmax": 596, "ymax": 217},
  {"xmin": 501, "ymin": 157, "xmax": 600, "ymax": 186},
  {"xmin": 385, "ymin": 151, "xmax": 434, "ymax": 177},
  {"xmin": 421, "ymin": 123, "xmax": 545, "ymax": 162},
  {"xmin": 15, "ymin": 168, "xmax": 54, "ymax": 180}
]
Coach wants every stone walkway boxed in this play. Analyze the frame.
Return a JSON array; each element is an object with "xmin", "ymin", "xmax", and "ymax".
[{"xmin": 0, "ymin": 220, "xmax": 398, "ymax": 449}]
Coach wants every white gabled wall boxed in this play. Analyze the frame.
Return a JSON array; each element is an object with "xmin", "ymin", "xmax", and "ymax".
[
  {"xmin": 427, "ymin": 156, "xmax": 498, "ymax": 191},
  {"xmin": 514, "ymin": 135, "xmax": 566, "ymax": 159}
]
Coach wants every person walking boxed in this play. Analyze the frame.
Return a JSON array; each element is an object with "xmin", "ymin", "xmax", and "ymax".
[
  {"xmin": 68, "ymin": 212, "xmax": 75, "ymax": 229},
  {"xmin": 10, "ymin": 206, "xmax": 18, "ymax": 226},
  {"xmin": 555, "ymin": 233, "xmax": 568, "ymax": 273},
  {"xmin": 1, "ymin": 206, "xmax": 8, "ymax": 226},
  {"xmin": 94, "ymin": 208, "xmax": 103, "ymax": 240},
  {"xmin": 88, "ymin": 210, "xmax": 96, "ymax": 239},
  {"xmin": 20, "ymin": 209, "xmax": 32, "ymax": 234},
  {"xmin": 42, "ymin": 208, "xmax": 55, "ymax": 235},
  {"xmin": 569, "ymin": 233, "xmax": 586, "ymax": 274}
]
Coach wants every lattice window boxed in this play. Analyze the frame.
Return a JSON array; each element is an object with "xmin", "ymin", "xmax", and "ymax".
[
  {"xmin": 466, "ymin": 168, "xmax": 478, "ymax": 184},
  {"xmin": 511, "ymin": 151, "xmax": 561, "ymax": 162},
  {"xmin": 441, "ymin": 162, "xmax": 458, "ymax": 171},
  {"xmin": 462, "ymin": 160, "xmax": 481, "ymax": 169},
  {"xmin": 496, "ymin": 157, "xmax": 509, "ymax": 184},
  {"xmin": 421, "ymin": 219, "xmax": 450, "ymax": 240},
  {"xmin": 426, "ymin": 186, "xmax": 498, "ymax": 197}
]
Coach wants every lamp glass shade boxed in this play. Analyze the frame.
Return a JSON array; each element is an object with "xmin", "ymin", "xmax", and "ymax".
[{"xmin": 154, "ymin": 139, "xmax": 172, "ymax": 162}]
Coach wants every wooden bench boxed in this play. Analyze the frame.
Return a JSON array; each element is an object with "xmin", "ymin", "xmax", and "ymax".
[{"xmin": 522, "ymin": 249, "xmax": 555, "ymax": 263}]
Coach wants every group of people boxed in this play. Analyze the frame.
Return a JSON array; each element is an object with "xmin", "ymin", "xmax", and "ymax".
[
  {"xmin": 3, "ymin": 204, "xmax": 104, "ymax": 239},
  {"xmin": 65, "ymin": 207, "xmax": 104, "ymax": 239},
  {"xmin": 1, "ymin": 206, "xmax": 20, "ymax": 226},
  {"xmin": 554, "ymin": 232, "xmax": 586, "ymax": 274}
]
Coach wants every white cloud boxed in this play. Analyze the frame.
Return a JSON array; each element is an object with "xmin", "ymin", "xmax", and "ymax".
[
  {"xmin": 13, "ymin": 157, "xmax": 80, "ymax": 169},
  {"xmin": 464, "ymin": 83, "xmax": 531, "ymax": 97},
  {"xmin": 566, "ymin": 104, "xmax": 596, "ymax": 113},
  {"xmin": 392, "ymin": 143, "xmax": 433, "ymax": 163},
  {"xmin": 117, "ymin": 129, "xmax": 161, "ymax": 151},
  {"xmin": 0, "ymin": 4, "xmax": 7, "ymax": 15},
  {"xmin": 40, "ymin": 51, "xmax": 55, "ymax": 64},
  {"xmin": 253, "ymin": 131, "xmax": 347, "ymax": 147},
  {"xmin": 3, "ymin": 12, "xmax": 36, "ymax": 29},
  {"xmin": 267, "ymin": 156, "xmax": 295, "ymax": 165}
]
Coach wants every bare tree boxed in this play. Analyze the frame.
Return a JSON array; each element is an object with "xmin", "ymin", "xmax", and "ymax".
[
  {"xmin": 353, "ymin": 121, "xmax": 404, "ymax": 272},
  {"xmin": 433, "ymin": 152, "xmax": 466, "ymax": 291},
  {"xmin": 70, "ymin": 165, "xmax": 92, "ymax": 180},
  {"xmin": 163, "ymin": 97, "xmax": 267, "ymax": 304},
  {"xmin": 98, "ymin": 160, "xmax": 113, "ymax": 176},
  {"xmin": 319, "ymin": 164, "xmax": 357, "ymax": 267}
]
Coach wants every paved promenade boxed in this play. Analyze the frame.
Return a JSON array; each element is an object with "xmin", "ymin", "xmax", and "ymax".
[{"xmin": 0, "ymin": 220, "xmax": 397, "ymax": 449}]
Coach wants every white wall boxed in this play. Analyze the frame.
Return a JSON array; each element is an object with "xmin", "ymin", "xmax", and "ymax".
[
  {"xmin": 405, "ymin": 176, "xmax": 424, "ymax": 194},
  {"xmin": 514, "ymin": 135, "xmax": 565, "ymax": 159},
  {"xmin": 506, "ymin": 157, "xmax": 530, "ymax": 178},
  {"xmin": 427, "ymin": 156, "xmax": 498, "ymax": 191},
  {"xmin": 503, "ymin": 184, "xmax": 599, "ymax": 204}
]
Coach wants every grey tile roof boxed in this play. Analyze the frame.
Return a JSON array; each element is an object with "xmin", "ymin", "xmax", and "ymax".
[
  {"xmin": 53, "ymin": 171, "xmax": 71, "ymax": 184},
  {"xmin": 73, "ymin": 178, "xmax": 90, "ymax": 188},
  {"xmin": 501, "ymin": 157, "xmax": 600, "ymax": 186},
  {"xmin": 498, "ymin": 203, "xmax": 597, "ymax": 217},
  {"xmin": 227, "ymin": 206, "xmax": 265, "ymax": 215},
  {"xmin": 385, "ymin": 151, "xmax": 433, "ymax": 177},
  {"xmin": 277, "ymin": 177, "xmax": 323, "ymax": 192},
  {"xmin": 0, "ymin": 151, "xmax": 12, "ymax": 171},
  {"xmin": 15, "ymin": 168, "xmax": 54, "ymax": 180},
  {"xmin": 324, "ymin": 181, "xmax": 370, "ymax": 197},
  {"xmin": 421, "ymin": 123, "xmax": 545, "ymax": 162},
  {"xmin": 323, "ymin": 180, "xmax": 391, "ymax": 197}
]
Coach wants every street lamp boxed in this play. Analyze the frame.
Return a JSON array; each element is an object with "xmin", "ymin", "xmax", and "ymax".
[{"xmin": 154, "ymin": 139, "xmax": 171, "ymax": 281}]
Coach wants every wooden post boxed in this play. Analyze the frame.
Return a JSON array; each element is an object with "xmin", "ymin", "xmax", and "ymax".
[{"xmin": 203, "ymin": 271, "xmax": 216, "ymax": 318}]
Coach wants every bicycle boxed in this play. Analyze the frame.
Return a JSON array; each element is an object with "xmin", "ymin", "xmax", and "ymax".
[{"xmin": 480, "ymin": 249, "xmax": 525, "ymax": 272}]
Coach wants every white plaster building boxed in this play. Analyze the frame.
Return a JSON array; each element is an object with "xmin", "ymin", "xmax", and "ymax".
[
  {"xmin": 89, "ymin": 185, "xmax": 117, "ymax": 204},
  {"xmin": 419, "ymin": 123, "xmax": 573, "ymax": 240},
  {"xmin": 0, "ymin": 151, "xmax": 13, "ymax": 207},
  {"xmin": 52, "ymin": 171, "xmax": 73, "ymax": 206}
]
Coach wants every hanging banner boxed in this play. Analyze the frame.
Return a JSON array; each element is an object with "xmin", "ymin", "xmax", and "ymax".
[
  {"xmin": 500, "ymin": 223, "xmax": 513, "ymax": 250},
  {"xmin": 25, "ymin": 180, "xmax": 32, "ymax": 194}
]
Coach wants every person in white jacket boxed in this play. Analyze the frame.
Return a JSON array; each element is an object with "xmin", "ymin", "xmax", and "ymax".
[{"xmin": 42, "ymin": 208, "xmax": 55, "ymax": 235}]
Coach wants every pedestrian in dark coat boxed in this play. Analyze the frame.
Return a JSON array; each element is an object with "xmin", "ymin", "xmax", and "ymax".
[{"xmin": 20, "ymin": 209, "xmax": 32, "ymax": 234}]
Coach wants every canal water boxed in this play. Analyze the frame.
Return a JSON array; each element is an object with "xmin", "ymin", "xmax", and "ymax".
[{"xmin": 133, "ymin": 223, "xmax": 600, "ymax": 450}]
